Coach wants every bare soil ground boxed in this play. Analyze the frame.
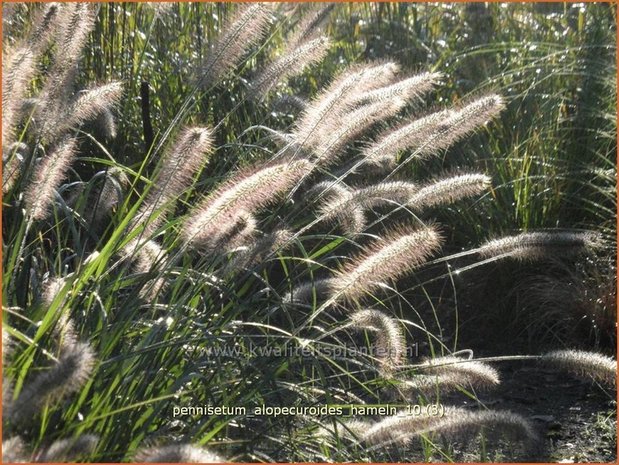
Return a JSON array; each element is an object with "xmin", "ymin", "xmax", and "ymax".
[{"xmin": 472, "ymin": 361, "xmax": 617, "ymax": 462}]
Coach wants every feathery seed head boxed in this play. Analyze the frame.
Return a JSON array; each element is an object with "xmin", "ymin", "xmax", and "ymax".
[
  {"xmin": 2, "ymin": 143, "xmax": 27, "ymax": 194},
  {"xmin": 362, "ymin": 109, "xmax": 453, "ymax": 167},
  {"xmin": 64, "ymin": 81, "xmax": 123, "ymax": 132},
  {"xmin": 286, "ymin": 3, "xmax": 335, "ymax": 51},
  {"xmin": 359, "ymin": 406, "xmax": 536, "ymax": 448},
  {"xmin": 316, "ymin": 181, "xmax": 417, "ymax": 235},
  {"xmin": 283, "ymin": 279, "xmax": 335, "ymax": 306},
  {"xmin": 2, "ymin": 47, "xmax": 35, "ymax": 143},
  {"xmin": 135, "ymin": 444, "xmax": 227, "ymax": 463},
  {"xmin": 23, "ymin": 137, "xmax": 78, "ymax": 221},
  {"xmin": 541, "ymin": 350, "xmax": 616, "ymax": 385},
  {"xmin": 350, "ymin": 309, "xmax": 407, "ymax": 373},
  {"xmin": 408, "ymin": 173, "xmax": 492, "ymax": 210},
  {"xmin": 293, "ymin": 61, "xmax": 400, "ymax": 146},
  {"xmin": 273, "ymin": 94, "xmax": 308, "ymax": 113},
  {"xmin": 226, "ymin": 228, "xmax": 293, "ymax": 271},
  {"xmin": 182, "ymin": 159, "xmax": 311, "ymax": 249},
  {"xmin": 251, "ymin": 36, "xmax": 331, "ymax": 99},
  {"xmin": 38, "ymin": 435, "xmax": 98, "ymax": 462},
  {"xmin": 311, "ymin": 97, "xmax": 407, "ymax": 165},
  {"xmin": 199, "ymin": 3, "xmax": 273, "ymax": 87},
  {"xmin": 478, "ymin": 231, "xmax": 602, "ymax": 261},
  {"xmin": 418, "ymin": 355, "xmax": 500, "ymax": 388},
  {"xmin": 9, "ymin": 341, "xmax": 95, "ymax": 423},
  {"xmin": 133, "ymin": 126, "xmax": 213, "ymax": 237},
  {"xmin": 331, "ymin": 225, "xmax": 442, "ymax": 304},
  {"xmin": 2, "ymin": 437, "xmax": 27, "ymax": 463},
  {"xmin": 424, "ymin": 94, "xmax": 505, "ymax": 151},
  {"xmin": 350, "ymin": 71, "xmax": 443, "ymax": 107}
]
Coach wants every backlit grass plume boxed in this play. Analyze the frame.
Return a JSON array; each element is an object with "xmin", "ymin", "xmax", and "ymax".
[
  {"xmin": 292, "ymin": 62, "xmax": 400, "ymax": 148},
  {"xmin": 284, "ymin": 3, "xmax": 335, "ymax": 51},
  {"xmin": 133, "ymin": 126, "xmax": 213, "ymax": 238},
  {"xmin": 316, "ymin": 181, "xmax": 418, "ymax": 234},
  {"xmin": 329, "ymin": 225, "xmax": 442, "ymax": 304},
  {"xmin": 23, "ymin": 137, "xmax": 78, "ymax": 221},
  {"xmin": 477, "ymin": 231, "xmax": 601, "ymax": 261},
  {"xmin": 198, "ymin": 3, "xmax": 273, "ymax": 87},
  {"xmin": 350, "ymin": 309, "xmax": 407, "ymax": 374},
  {"xmin": 541, "ymin": 350, "xmax": 616, "ymax": 385},
  {"xmin": 363, "ymin": 94, "xmax": 504, "ymax": 168},
  {"xmin": 250, "ymin": 36, "xmax": 331, "ymax": 99},
  {"xmin": 416, "ymin": 355, "xmax": 500, "ymax": 389},
  {"xmin": 5, "ymin": 340, "xmax": 95, "ymax": 423},
  {"xmin": 181, "ymin": 159, "xmax": 311, "ymax": 250},
  {"xmin": 135, "ymin": 444, "xmax": 227, "ymax": 463},
  {"xmin": 349, "ymin": 406, "xmax": 537, "ymax": 449},
  {"xmin": 409, "ymin": 173, "xmax": 492, "ymax": 211}
]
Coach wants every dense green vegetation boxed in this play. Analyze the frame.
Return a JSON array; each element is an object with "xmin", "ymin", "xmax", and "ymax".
[{"xmin": 2, "ymin": 3, "xmax": 616, "ymax": 462}]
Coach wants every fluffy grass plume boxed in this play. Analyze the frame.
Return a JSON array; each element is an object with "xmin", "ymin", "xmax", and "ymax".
[
  {"xmin": 311, "ymin": 98, "xmax": 407, "ymax": 166},
  {"xmin": 285, "ymin": 3, "xmax": 335, "ymax": 51},
  {"xmin": 135, "ymin": 126, "xmax": 213, "ymax": 237},
  {"xmin": 356, "ymin": 406, "xmax": 536, "ymax": 448},
  {"xmin": 251, "ymin": 36, "xmax": 331, "ymax": 99},
  {"xmin": 363, "ymin": 94, "xmax": 504, "ymax": 168},
  {"xmin": 2, "ymin": 47, "xmax": 35, "ymax": 144},
  {"xmin": 198, "ymin": 3, "xmax": 273, "ymax": 87},
  {"xmin": 23, "ymin": 137, "xmax": 78, "ymax": 221},
  {"xmin": 350, "ymin": 309, "xmax": 407, "ymax": 373},
  {"xmin": 181, "ymin": 159, "xmax": 311, "ymax": 250},
  {"xmin": 541, "ymin": 350, "xmax": 616, "ymax": 385},
  {"xmin": 6, "ymin": 341, "xmax": 95, "ymax": 423},
  {"xmin": 2, "ymin": 436, "xmax": 27, "ymax": 463},
  {"xmin": 330, "ymin": 225, "xmax": 442, "ymax": 304},
  {"xmin": 226, "ymin": 228, "xmax": 292, "ymax": 271},
  {"xmin": 417, "ymin": 355, "xmax": 500, "ymax": 388},
  {"xmin": 135, "ymin": 444, "xmax": 227, "ymax": 463},
  {"xmin": 293, "ymin": 62, "xmax": 399, "ymax": 147},
  {"xmin": 2, "ymin": 142, "xmax": 27, "ymax": 194},
  {"xmin": 350, "ymin": 71, "xmax": 442, "ymax": 107},
  {"xmin": 477, "ymin": 231, "xmax": 601, "ymax": 261},
  {"xmin": 409, "ymin": 173, "xmax": 492, "ymax": 210},
  {"xmin": 37, "ymin": 435, "xmax": 99, "ymax": 462},
  {"xmin": 62, "ymin": 82, "xmax": 123, "ymax": 133},
  {"xmin": 37, "ymin": 4, "xmax": 99, "ymax": 138},
  {"xmin": 317, "ymin": 181, "xmax": 417, "ymax": 234},
  {"xmin": 2, "ymin": 3, "xmax": 58, "ymax": 142}
]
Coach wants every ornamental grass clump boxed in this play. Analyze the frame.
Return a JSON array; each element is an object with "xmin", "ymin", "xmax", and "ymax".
[{"xmin": 2, "ymin": 3, "xmax": 615, "ymax": 463}]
